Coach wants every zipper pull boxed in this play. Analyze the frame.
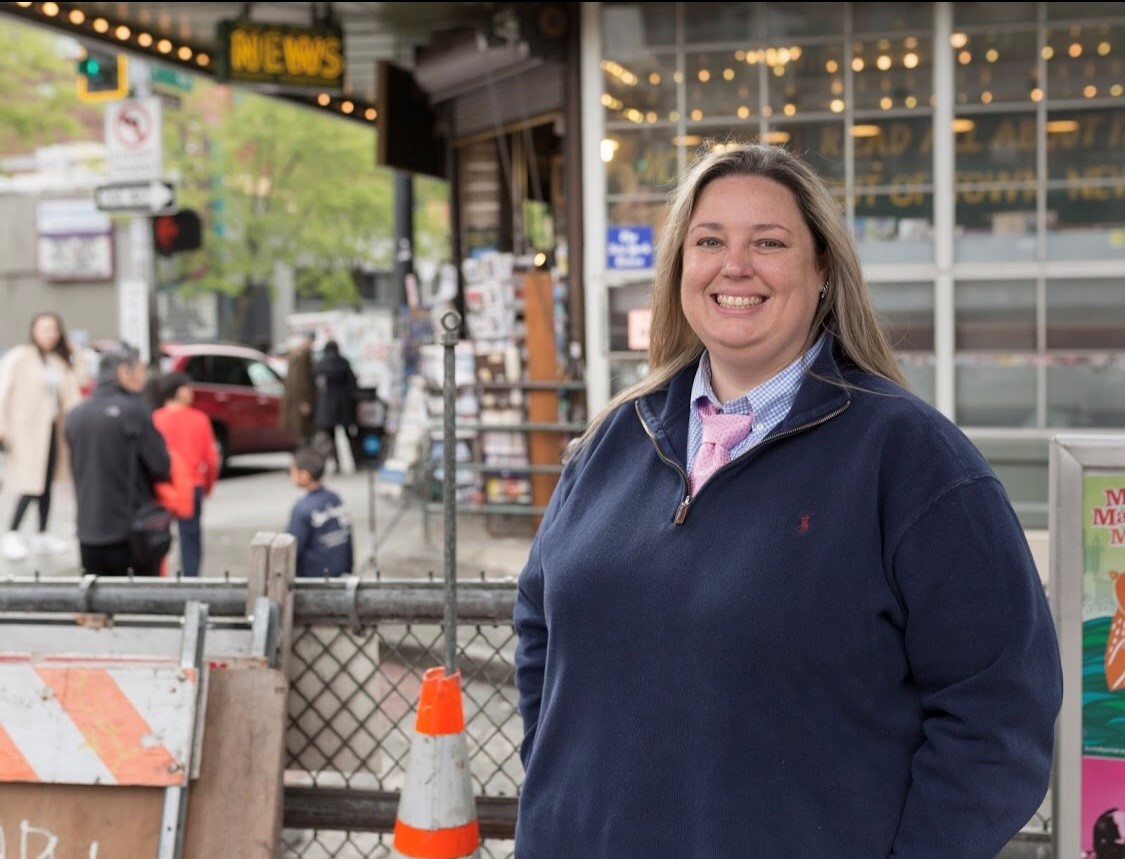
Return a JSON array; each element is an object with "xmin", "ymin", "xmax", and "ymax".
[{"xmin": 674, "ymin": 496, "xmax": 691, "ymax": 526}]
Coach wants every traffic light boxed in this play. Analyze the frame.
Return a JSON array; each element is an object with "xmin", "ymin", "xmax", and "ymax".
[
  {"xmin": 153, "ymin": 210, "xmax": 203, "ymax": 256},
  {"xmin": 76, "ymin": 48, "xmax": 127, "ymax": 103}
]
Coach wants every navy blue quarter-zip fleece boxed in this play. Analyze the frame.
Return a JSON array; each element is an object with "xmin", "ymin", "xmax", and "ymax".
[{"xmin": 513, "ymin": 335, "xmax": 1062, "ymax": 859}]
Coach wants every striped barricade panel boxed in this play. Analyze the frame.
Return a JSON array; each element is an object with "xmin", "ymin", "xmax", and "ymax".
[{"xmin": 0, "ymin": 655, "xmax": 200, "ymax": 787}]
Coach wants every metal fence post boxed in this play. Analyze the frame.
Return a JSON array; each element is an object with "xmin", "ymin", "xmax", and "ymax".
[{"xmin": 441, "ymin": 309, "xmax": 462, "ymax": 676}]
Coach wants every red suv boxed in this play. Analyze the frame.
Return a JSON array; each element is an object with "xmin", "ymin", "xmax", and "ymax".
[{"xmin": 161, "ymin": 342, "xmax": 299, "ymax": 474}]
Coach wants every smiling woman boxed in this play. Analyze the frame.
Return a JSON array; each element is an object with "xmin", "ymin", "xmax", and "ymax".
[{"xmin": 511, "ymin": 142, "xmax": 1063, "ymax": 859}]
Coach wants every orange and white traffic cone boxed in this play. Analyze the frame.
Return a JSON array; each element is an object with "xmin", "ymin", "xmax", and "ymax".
[{"xmin": 392, "ymin": 667, "xmax": 480, "ymax": 859}]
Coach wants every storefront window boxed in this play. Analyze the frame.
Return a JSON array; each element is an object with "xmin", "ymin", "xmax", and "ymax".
[
  {"xmin": 604, "ymin": 126, "xmax": 679, "ymax": 196},
  {"xmin": 1046, "ymin": 277, "xmax": 1125, "ymax": 350},
  {"xmin": 763, "ymin": 42, "xmax": 843, "ymax": 118},
  {"xmin": 767, "ymin": 121, "xmax": 846, "ymax": 185},
  {"xmin": 852, "ymin": 3, "xmax": 932, "ymax": 35},
  {"xmin": 1046, "ymin": 359, "xmax": 1125, "ymax": 428},
  {"xmin": 852, "ymin": 116, "xmax": 933, "ymax": 187},
  {"xmin": 602, "ymin": 3, "xmax": 677, "ymax": 52},
  {"xmin": 1045, "ymin": 22, "xmax": 1125, "ymax": 102},
  {"xmin": 855, "ymin": 192, "xmax": 934, "ymax": 264},
  {"xmin": 765, "ymin": 2, "xmax": 845, "ymax": 40},
  {"xmin": 685, "ymin": 50, "xmax": 761, "ymax": 123},
  {"xmin": 869, "ymin": 281, "xmax": 935, "ymax": 351},
  {"xmin": 954, "ymin": 29, "xmax": 1038, "ymax": 106},
  {"xmin": 851, "ymin": 36, "xmax": 934, "ymax": 113},
  {"xmin": 953, "ymin": 111, "xmax": 1039, "ymax": 262},
  {"xmin": 955, "ymin": 4, "xmax": 1038, "ymax": 26},
  {"xmin": 958, "ymin": 358, "xmax": 1037, "ymax": 427},
  {"xmin": 608, "ymin": 282, "xmax": 653, "ymax": 353},
  {"xmin": 955, "ymin": 280, "xmax": 1037, "ymax": 428},
  {"xmin": 683, "ymin": 2, "xmax": 758, "ymax": 44},
  {"xmin": 602, "ymin": 51, "xmax": 680, "ymax": 127}
]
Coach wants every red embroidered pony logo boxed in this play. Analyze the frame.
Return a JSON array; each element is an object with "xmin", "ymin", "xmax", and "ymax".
[{"xmin": 797, "ymin": 513, "xmax": 813, "ymax": 533}]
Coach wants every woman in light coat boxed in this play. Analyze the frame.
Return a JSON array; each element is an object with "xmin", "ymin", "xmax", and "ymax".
[{"xmin": 0, "ymin": 312, "xmax": 83, "ymax": 560}]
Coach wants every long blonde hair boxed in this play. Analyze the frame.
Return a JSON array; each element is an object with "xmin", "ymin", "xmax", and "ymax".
[{"xmin": 569, "ymin": 142, "xmax": 906, "ymax": 460}]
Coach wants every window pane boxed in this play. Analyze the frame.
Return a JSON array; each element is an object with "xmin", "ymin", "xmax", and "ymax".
[
  {"xmin": 956, "ymin": 280, "xmax": 1037, "ymax": 350},
  {"xmin": 955, "ymin": 4, "xmax": 1038, "ymax": 26},
  {"xmin": 604, "ymin": 127, "xmax": 679, "ymax": 195},
  {"xmin": 1046, "ymin": 23, "xmax": 1125, "ymax": 102},
  {"xmin": 684, "ymin": 2, "xmax": 757, "ymax": 44},
  {"xmin": 602, "ymin": 4, "xmax": 676, "ymax": 52},
  {"xmin": 1047, "ymin": 3, "xmax": 1125, "ymax": 20},
  {"xmin": 954, "ymin": 111, "xmax": 1039, "ymax": 263},
  {"xmin": 1046, "ymin": 278, "xmax": 1125, "ymax": 349},
  {"xmin": 1046, "ymin": 108, "xmax": 1125, "ymax": 182},
  {"xmin": 764, "ymin": 42, "xmax": 845, "ymax": 118},
  {"xmin": 685, "ymin": 50, "xmax": 760, "ymax": 123},
  {"xmin": 1047, "ymin": 361, "xmax": 1125, "ymax": 428},
  {"xmin": 607, "ymin": 199, "xmax": 669, "ymax": 250},
  {"xmin": 766, "ymin": 2, "xmax": 845, "ymax": 40},
  {"xmin": 855, "ymin": 193, "xmax": 934, "ymax": 264},
  {"xmin": 248, "ymin": 361, "xmax": 284, "ymax": 395},
  {"xmin": 853, "ymin": 116, "xmax": 933, "ymax": 187},
  {"xmin": 852, "ymin": 37, "xmax": 933, "ymax": 113},
  {"xmin": 899, "ymin": 354, "xmax": 936, "ymax": 406},
  {"xmin": 603, "ymin": 52, "xmax": 679, "ymax": 126},
  {"xmin": 853, "ymin": 3, "xmax": 932, "ymax": 35},
  {"xmin": 954, "ymin": 30, "xmax": 1038, "ymax": 107},
  {"xmin": 610, "ymin": 356, "xmax": 650, "ymax": 397},
  {"xmin": 766, "ymin": 121, "xmax": 847, "ymax": 185},
  {"xmin": 608, "ymin": 282, "xmax": 652, "ymax": 352},
  {"xmin": 957, "ymin": 360, "xmax": 1037, "ymax": 427},
  {"xmin": 869, "ymin": 281, "xmax": 934, "ymax": 351},
  {"xmin": 1046, "ymin": 188, "xmax": 1125, "ymax": 260}
]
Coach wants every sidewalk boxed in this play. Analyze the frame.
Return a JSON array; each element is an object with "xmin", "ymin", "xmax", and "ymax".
[{"xmin": 0, "ymin": 454, "xmax": 535, "ymax": 581}]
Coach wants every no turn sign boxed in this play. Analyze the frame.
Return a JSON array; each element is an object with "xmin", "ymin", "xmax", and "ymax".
[{"xmin": 104, "ymin": 97, "xmax": 163, "ymax": 182}]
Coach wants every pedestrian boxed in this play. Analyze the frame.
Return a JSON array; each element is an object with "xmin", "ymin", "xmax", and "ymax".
[
  {"xmin": 313, "ymin": 339, "xmax": 357, "ymax": 474},
  {"xmin": 65, "ymin": 342, "xmax": 171, "ymax": 576},
  {"xmin": 0, "ymin": 311, "xmax": 83, "ymax": 561},
  {"xmin": 285, "ymin": 445, "xmax": 353, "ymax": 577},
  {"xmin": 152, "ymin": 371, "xmax": 219, "ymax": 577},
  {"xmin": 512, "ymin": 142, "xmax": 1063, "ymax": 857},
  {"xmin": 280, "ymin": 332, "xmax": 316, "ymax": 446}
]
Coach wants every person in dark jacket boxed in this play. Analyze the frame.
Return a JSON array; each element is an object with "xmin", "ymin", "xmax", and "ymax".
[
  {"xmin": 65, "ymin": 342, "xmax": 171, "ymax": 576},
  {"xmin": 285, "ymin": 446, "xmax": 353, "ymax": 577},
  {"xmin": 313, "ymin": 339, "xmax": 357, "ymax": 474},
  {"xmin": 513, "ymin": 143, "xmax": 1063, "ymax": 858}
]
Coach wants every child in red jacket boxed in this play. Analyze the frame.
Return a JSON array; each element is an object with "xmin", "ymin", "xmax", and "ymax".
[{"xmin": 153, "ymin": 372, "xmax": 218, "ymax": 576}]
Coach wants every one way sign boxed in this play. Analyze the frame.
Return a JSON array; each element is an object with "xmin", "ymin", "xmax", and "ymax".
[{"xmin": 93, "ymin": 180, "xmax": 176, "ymax": 214}]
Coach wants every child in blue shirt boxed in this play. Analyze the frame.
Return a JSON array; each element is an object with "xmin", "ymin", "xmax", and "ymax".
[{"xmin": 286, "ymin": 446, "xmax": 353, "ymax": 577}]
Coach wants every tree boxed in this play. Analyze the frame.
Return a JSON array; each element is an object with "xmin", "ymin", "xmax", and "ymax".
[
  {"xmin": 0, "ymin": 16, "xmax": 92, "ymax": 154},
  {"xmin": 165, "ymin": 87, "xmax": 405, "ymax": 339}
]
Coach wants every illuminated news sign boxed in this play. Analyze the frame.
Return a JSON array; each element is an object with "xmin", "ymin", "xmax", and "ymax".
[{"xmin": 215, "ymin": 20, "xmax": 345, "ymax": 90}]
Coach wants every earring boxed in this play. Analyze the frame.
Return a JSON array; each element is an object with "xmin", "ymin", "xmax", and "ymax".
[{"xmin": 819, "ymin": 281, "xmax": 828, "ymax": 300}]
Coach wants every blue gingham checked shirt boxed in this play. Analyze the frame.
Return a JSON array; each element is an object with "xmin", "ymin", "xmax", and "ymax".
[{"xmin": 686, "ymin": 332, "xmax": 827, "ymax": 477}]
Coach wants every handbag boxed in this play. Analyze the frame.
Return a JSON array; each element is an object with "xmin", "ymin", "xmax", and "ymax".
[{"xmin": 127, "ymin": 430, "xmax": 173, "ymax": 568}]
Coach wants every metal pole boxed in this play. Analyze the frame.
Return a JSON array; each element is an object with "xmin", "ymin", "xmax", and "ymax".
[{"xmin": 440, "ymin": 309, "xmax": 462, "ymax": 675}]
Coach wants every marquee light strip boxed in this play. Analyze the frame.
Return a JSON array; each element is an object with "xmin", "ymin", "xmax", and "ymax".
[{"xmin": 4, "ymin": 1, "xmax": 379, "ymax": 124}]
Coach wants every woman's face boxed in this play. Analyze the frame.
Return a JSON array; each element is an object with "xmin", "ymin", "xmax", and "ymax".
[
  {"xmin": 680, "ymin": 174, "xmax": 824, "ymax": 401},
  {"xmin": 31, "ymin": 315, "xmax": 61, "ymax": 352}
]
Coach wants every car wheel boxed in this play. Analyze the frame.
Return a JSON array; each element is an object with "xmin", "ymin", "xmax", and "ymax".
[{"xmin": 213, "ymin": 424, "xmax": 228, "ymax": 477}]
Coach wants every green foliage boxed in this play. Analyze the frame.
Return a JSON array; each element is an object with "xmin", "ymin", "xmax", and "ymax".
[
  {"xmin": 164, "ymin": 86, "xmax": 450, "ymax": 307},
  {"xmin": 0, "ymin": 16, "xmax": 88, "ymax": 151}
]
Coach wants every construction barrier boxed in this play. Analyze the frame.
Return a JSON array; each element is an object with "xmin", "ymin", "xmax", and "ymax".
[{"xmin": 391, "ymin": 669, "xmax": 480, "ymax": 858}]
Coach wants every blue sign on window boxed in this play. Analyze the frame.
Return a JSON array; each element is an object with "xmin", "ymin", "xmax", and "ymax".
[{"xmin": 607, "ymin": 225, "xmax": 654, "ymax": 270}]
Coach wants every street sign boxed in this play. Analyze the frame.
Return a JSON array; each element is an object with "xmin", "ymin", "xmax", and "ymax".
[
  {"xmin": 94, "ymin": 180, "xmax": 176, "ymax": 214},
  {"xmin": 104, "ymin": 97, "xmax": 163, "ymax": 182}
]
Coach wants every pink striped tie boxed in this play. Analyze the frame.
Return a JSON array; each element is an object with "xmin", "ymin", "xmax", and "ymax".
[{"xmin": 690, "ymin": 399, "xmax": 754, "ymax": 494}]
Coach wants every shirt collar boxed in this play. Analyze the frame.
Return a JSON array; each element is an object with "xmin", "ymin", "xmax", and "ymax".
[{"xmin": 690, "ymin": 332, "xmax": 827, "ymax": 415}]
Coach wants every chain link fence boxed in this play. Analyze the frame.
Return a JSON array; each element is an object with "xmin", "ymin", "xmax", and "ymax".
[
  {"xmin": 0, "ymin": 573, "xmax": 1055, "ymax": 857},
  {"xmin": 280, "ymin": 584, "xmax": 522, "ymax": 858}
]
